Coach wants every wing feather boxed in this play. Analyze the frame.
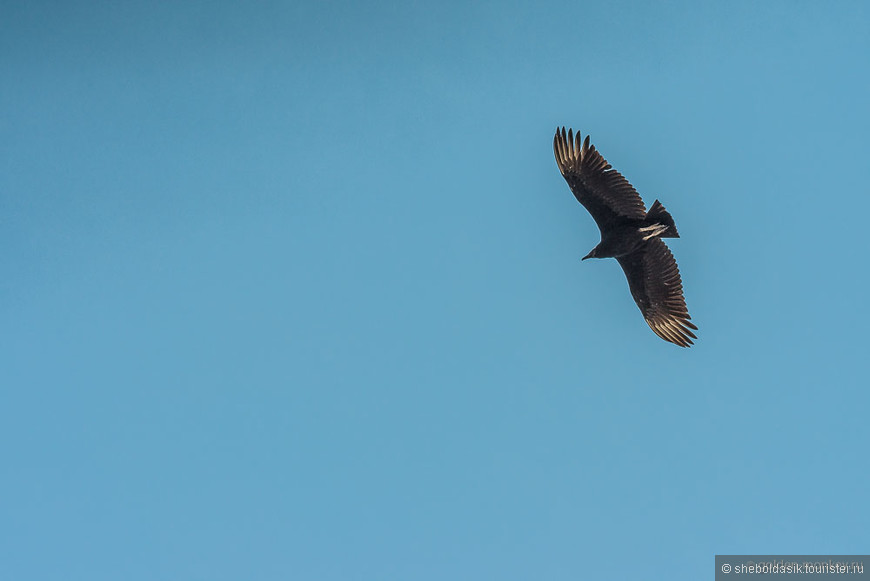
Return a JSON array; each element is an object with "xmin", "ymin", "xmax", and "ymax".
[
  {"xmin": 553, "ymin": 127, "xmax": 647, "ymax": 231},
  {"xmin": 616, "ymin": 239, "xmax": 697, "ymax": 347}
]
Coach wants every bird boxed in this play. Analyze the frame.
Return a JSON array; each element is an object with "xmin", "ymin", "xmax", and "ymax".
[{"xmin": 553, "ymin": 126, "xmax": 697, "ymax": 347}]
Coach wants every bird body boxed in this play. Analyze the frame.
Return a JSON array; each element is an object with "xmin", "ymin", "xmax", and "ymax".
[
  {"xmin": 583, "ymin": 201, "xmax": 677, "ymax": 260},
  {"xmin": 553, "ymin": 127, "xmax": 697, "ymax": 347}
]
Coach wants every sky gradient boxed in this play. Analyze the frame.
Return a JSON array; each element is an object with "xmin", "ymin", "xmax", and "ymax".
[{"xmin": 2, "ymin": 1, "xmax": 869, "ymax": 580}]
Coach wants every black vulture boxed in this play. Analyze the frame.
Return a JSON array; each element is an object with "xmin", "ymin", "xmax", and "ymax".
[{"xmin": 553, "ymin": 127, "xmax": 697, "ymax": 347}]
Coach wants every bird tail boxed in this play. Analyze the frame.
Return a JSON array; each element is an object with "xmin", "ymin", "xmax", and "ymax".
[{"xmin": 645, "ymin": 200, "xmax": 679, "ymax": 238}]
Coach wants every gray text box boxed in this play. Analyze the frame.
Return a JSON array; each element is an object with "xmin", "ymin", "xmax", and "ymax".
[{"xmin": 716, "ymin": 556, "xmax": 868, "ymax": 580}]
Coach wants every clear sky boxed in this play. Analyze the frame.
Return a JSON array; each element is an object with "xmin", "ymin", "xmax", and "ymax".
[{"xmin": 2, "ymin": 1, "xmax": 869, "ymax": 580}]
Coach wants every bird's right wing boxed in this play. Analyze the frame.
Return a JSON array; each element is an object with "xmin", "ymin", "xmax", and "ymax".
[
  {"xmin": 553, "ymin": 127, "xmax": 647, "ymax": 232},
  {"xmin": 616, "ymin": 238, "xmax": 697, "ymax": 347}
]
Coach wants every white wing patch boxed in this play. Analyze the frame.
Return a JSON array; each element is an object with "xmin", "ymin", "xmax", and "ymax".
[{"xmin": 638, "ymin": 223, "xmax": 669, "ymax": 241}]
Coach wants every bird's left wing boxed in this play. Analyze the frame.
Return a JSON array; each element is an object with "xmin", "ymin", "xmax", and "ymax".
[
  {"xmin": 616, "ymin": 238, "xmax": 697, "ymax": 347},
  {"xmin": 553, "ymin": 127, "xmax": 647, "ymax": 232}
]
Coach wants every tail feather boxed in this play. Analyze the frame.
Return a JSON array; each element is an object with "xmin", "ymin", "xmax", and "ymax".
[{"xmin": 646, "ymin": 200, "xmax": 679, "ymax": 238}]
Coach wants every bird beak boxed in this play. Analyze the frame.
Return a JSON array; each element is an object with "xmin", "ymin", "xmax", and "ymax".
[{"xmin": 581, "ymin": 252, "xmax": 593, "ymax": 261}]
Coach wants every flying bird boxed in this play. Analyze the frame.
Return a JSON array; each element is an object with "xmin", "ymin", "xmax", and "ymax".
[{"xmin": 553, "ymin": 127, "xmax": 697, "ymax": 347}]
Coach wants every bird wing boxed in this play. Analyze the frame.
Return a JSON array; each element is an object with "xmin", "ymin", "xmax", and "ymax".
[
  {"xmin": 616, "ymin": 238, "xmax": 697, "ymax": 347},
  {"xmin": 553, "ymin": 127, "xmax": 647, "ymax": 232}
]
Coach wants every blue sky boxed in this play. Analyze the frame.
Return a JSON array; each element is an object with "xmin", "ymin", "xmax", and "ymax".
[{"xmin": 2, "ymin": 1, "xmax": 869, "ymax": 579}]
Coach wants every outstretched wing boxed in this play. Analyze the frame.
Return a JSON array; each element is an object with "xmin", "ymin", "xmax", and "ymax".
[
  {"xmin": 616, "ymin": 239, "xmax": 697, "ymax": 347},
  {"xmin": 553, "ymin": 127, "xmax": 647, "ymax": 232}
]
